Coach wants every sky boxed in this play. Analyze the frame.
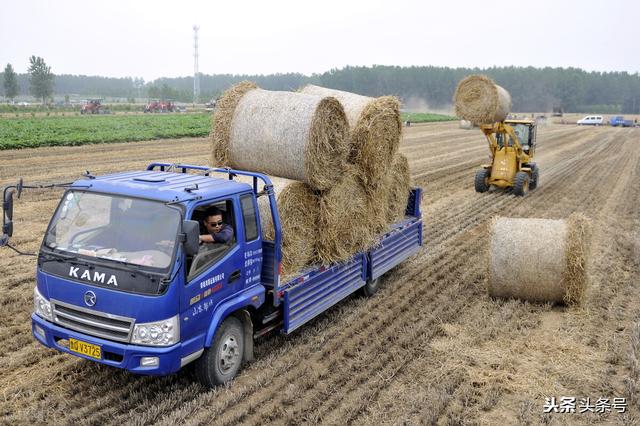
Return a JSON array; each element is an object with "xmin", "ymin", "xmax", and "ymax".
[{"xmin": 1, "ymin": 0, "xmax": 638, "ymax": 82}]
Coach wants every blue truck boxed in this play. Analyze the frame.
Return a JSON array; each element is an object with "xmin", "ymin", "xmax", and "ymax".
[
  {"xmin": 609, "ymin": 116, "xmax": 635, "ymax": 127},
  {"xmin": 2, "ymin": 163, "xmax": 422, "ymax": 387}
]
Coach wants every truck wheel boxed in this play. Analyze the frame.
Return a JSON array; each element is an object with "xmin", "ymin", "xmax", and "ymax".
[
  {"xmin": 195, "ymin": 316, "xmax": 244, "ymax": 387},
  {"xmin": 513, "ymin": 171, "xmax": 530, "ymax": 196},
  {"xmin": 360, "ymin": 277, "xmax": 381, "ymax": 297},
  {"xmin": 474, "ymin": 169, "xmax": 490, "ymax": 193},
  {"xmin": 529, "ymin": 165, "xmax": 539, "ymax": 190}
]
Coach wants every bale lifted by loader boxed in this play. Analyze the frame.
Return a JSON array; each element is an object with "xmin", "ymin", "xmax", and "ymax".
[{"xmin": 474, "ymin": 118, "xmax": 539, "ymax": 196}]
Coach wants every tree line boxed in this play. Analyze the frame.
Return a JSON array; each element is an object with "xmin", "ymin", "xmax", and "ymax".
[{"xmin": 2, "ymin": 59, "xmax": 639, "ymax": 113}]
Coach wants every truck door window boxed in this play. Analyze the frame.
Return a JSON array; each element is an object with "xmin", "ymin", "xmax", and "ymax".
[
  {"xmin": 240, "ymin": 194, "xmax": 259, "ymax": 242},
  {"xmin": 188, "ymin": 199, "xmax": 237, "ymax": 280}
]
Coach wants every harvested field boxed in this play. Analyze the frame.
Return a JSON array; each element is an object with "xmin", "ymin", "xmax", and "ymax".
[{"xmin": 1, "ymin": 123, "xmax": 639, "ymax": 424}]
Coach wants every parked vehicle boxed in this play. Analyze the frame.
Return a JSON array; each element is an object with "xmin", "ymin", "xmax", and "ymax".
[
  {"xmin": 609, "ymin": 116, "xmax": 634, "ymax": 127},
  {"xmin": 577, "ymin": 116, "xmax": 603, "ymax": 126},
  {"xmin": 2, "ymin": 163, "xmax": 423, "ymax": 387}
]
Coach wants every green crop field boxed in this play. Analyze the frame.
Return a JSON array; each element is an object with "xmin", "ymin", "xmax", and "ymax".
[
  {"xmin": 0, "ymin": 114, "xmax": 212, "ymax": 149},
  {"xmin": 400, "ymin": 112, "xmax": 457, "ymax": 123},
  {"xmin": 0, "ymin": 111, "xmax": 457, "ymax": 150}
]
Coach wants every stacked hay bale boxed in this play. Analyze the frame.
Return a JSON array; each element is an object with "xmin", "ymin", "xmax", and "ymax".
[
  {"xmin": 211, "ymin": 82, "xmax": 410, "ymax": 276},
  {"xmin": 384, "ymin": 154, "xmax": 411, "ymax": 223},
  {"xmin": 453, "ymin": 75, "xmax": 512, "ymax": 125},
  {"xmin": 300, "ymin": 85, "xmax": 408, "ymax": 238},
  {"xmin": 235, "ymin": 175, "xmax": 320, "ymax": 277},
  {"xmin": 316, "ymin": 166, "xmax": 375, "ymax": 264},
  {"xmin": 487, "ymin": 214, "xmax": 591, "ymax": 306},
  {"xmin": 300, "ymin": 85, "xmax": 402, "ymax": 191},
  {"xmin": 212, "ymin": 82, "xmax": 349, "ymax": 191}
]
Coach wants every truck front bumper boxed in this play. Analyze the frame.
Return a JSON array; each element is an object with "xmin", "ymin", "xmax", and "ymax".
[{"xmin": 32, "ymin": 314, "xmax": 200, "ymax": 376}]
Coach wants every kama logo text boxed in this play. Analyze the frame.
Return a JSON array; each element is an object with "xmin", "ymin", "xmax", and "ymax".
[{"xmin": 69, "ymin": 266, "xmax": 118, "ymax": 287}]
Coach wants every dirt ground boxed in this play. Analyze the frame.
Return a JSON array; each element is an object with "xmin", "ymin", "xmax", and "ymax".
[{"xmin": 0, "ymin": 122, "xmax": 639, "ymax": 425}]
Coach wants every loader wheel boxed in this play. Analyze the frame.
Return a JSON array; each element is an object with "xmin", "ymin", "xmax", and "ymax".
[
  {"xmin": 360, "ymin": 277, "xmax": 381, "ymax": 298},
  {"xmin": 474, "ymin": 169, "xmax": 490, "ymax": 193},
  {"xmin": 513, "ymin": 171, "xmax": 530, "ymax": 196},
  {"xmin": 529, "ymin": 165, "xmax": 539, "ymax": 190},
  {"xmin": 195, "ymin": 316, "xmax": 244, "ymax": 387}
]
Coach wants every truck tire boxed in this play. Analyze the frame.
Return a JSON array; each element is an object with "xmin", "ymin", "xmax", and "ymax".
[
  {"xmin": 529, "ymin": 165, "xmax": 539, "ymax": 190},
  {"xmin": 513, "ymin": 171, "xmax": 530, "ymax": 196},
  {"xmin": 195, "ymin": 316, "xmax": 244, "ymax": 387},
  {"xmin": 360, "ymin": 277, "xmax": 381, "ymax": 298},
  {"xmin": 474, "ymin": 169, "xmax": 490, "ymax": 193}
]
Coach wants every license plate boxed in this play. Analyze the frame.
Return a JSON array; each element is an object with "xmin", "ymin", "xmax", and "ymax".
[{"xmin": 69, "ymin": 338, "xmax": 101, "ymax": 360}]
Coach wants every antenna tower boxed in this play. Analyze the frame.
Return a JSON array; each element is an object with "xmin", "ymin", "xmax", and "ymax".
[{"xmin": 193, "ymin": 25, "xmax": 200, "ymax": 104}]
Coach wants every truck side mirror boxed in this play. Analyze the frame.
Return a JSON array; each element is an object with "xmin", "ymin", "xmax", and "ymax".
[
  {"xmin": 1, "ymin": 186, "xmax": 17, "ymax": 247},
  {"xmin": 182, "ymin": 220, "xmax": 200, "ymax": 256}
]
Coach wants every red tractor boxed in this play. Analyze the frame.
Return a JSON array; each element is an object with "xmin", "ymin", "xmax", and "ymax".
[
  {"xmin": 144, "ymin": 100, "xmax": 176, "ymax": 113},
  {"xmin": 144, "ymin": 100, "xmax": 161, "ymax": 113},
  {"xmin": 81, "ymin": 99, "xmax": 110, "ymax": 114}
]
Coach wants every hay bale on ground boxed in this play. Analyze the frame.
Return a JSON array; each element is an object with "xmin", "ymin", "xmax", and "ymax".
[
  {"xmin": 454, "ymin": 75, "xmax": 512, "ymax": 125},
  {"xmin": 488, "ymin": 214, "xmax": 591, "ymax": 306},
  {"xmin": 316, "ymin": 167, "xmax": 377, "ymax": 265},
  {"xmin": 300, "ymin": 85, "xmax": 401, "ymax": 192},
  {"xmin": 459, "ymin": 120, "xmax": 473, "ymax": 130},
  {"xmin": 211, "ymin": 82, "xmax": 350, "ymax": 191},
  {"xmin": 384, "ymin": 154, "xmax": 411, "ymax": 224}
]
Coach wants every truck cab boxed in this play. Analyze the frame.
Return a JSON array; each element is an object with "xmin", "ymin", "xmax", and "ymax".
[
  {"xmin": 24, "ymin": 163, "xmax": 423, "ymax": 386},
  {"xmin": 32, "ymin": 164, "xmax": 269, "ymax": 380},
  {"xmin": 609, "ymin": 116, "xmax": 634, "ymax": 127}
]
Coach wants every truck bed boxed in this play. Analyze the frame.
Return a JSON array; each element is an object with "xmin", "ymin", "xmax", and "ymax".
[{"xmin": 264, "ymin": 188, "xmax": 423, "ymax": 334}]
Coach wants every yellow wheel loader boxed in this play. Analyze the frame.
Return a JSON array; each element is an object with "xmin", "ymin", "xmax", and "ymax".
[{"xmin": 474, "ymin": 119, "xmax": 539, "ymax": 196}]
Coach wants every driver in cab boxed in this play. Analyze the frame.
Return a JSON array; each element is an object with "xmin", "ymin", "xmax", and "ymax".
[{"xmin": 199, "ymin": 208, "xmax": 234, "ymax": 245}]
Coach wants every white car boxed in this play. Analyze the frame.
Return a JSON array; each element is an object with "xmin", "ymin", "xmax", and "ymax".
[{"xmin": 577, "ymin": 115, "xmax": 603, "ymax": 126}]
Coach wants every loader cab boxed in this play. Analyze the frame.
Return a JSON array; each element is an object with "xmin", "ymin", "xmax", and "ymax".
[{"xmin": 505, "ymin": 119, "xmax": 537, "ymax": 156}]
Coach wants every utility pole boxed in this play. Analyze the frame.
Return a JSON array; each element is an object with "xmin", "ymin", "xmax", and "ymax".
[{"xmin": 193, "ymin": 25, "xmax": 200, "ymax": 106}]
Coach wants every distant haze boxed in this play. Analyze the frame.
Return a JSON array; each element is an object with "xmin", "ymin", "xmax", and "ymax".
[
  {"xmin": 0, "ymin": 0, "xmax": 638, "ymax": 82},
  {"xmin": 403, "ymin": 97, "xmax": 453, "ymax": 116}
]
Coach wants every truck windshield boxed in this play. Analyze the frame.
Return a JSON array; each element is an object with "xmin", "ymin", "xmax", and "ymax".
[{"xmin": 44, "ymin": 191, "xmax": 180, "ymax": 270}]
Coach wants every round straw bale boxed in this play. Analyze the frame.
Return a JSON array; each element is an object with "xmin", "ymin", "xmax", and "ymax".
[
  {"xmin": 488, "ymin": 214, "xmax": 591, "ymax": 306},
  {"xmin": 300, "ymin": 85, "xmax": 401, "ymax": 192},
  {"xmin": 459, "ymin": 120, "xmax": 473, "ymax": 130},
  {"xmin": 454, "ymin": 75, "xmax": 512, "ymax": 125},
  {"xmin": 213, "ymin": 83, "xmax": 350, "ymax": 191},
  {"xmin": 277, "ymin": 182, "xmax": 321, "ymax": 276},
  {"xmin": 316, "ymin": 167, "xmax": 377, "ymax": 265},
  {"xmin": 234, "ymin": 175, "xmax": 293, "ymax": 238},
  {"xmin": 211, "ymin": 81, "xmax": 257, "ymax": 166},
  {"xmin": 234, "ymin": 175, "xmax": 318, "ymax": 276},
  {"xmin": 384, "ymin": 154, "xmax": 411, "ymax": 223}
]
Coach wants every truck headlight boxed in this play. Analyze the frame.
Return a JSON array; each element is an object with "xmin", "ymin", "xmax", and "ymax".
[
  {"xmin": 132, "ymin": 315, "xmax": 180, "ymax": 346},
  {"xmin": 33, "ymin": 286, "xmax": 53, "ymax": 321}
]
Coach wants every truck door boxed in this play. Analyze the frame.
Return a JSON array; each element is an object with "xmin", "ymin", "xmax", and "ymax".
[
  {"xmin": 181, "ymin": 197, "xmax": 245, "ymax": 341},
  {"xmin": 239, "ymin": 192, "xmax": 263, "ymax": 288}
]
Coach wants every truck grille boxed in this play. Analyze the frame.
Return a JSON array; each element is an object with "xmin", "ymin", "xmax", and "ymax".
[{"xmin": 51, "ymin": 299, "xmax": 134, "ymax": 343}]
